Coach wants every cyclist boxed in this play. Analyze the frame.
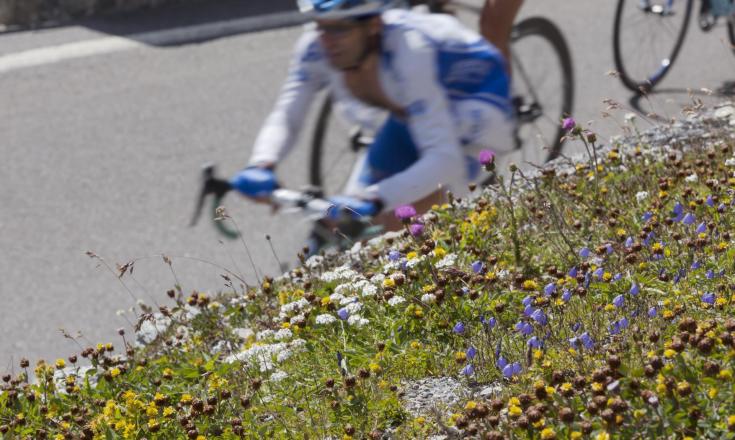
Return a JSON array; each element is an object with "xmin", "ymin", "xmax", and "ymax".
[{"xmin": 230, "ymin": 0, "xmax": 515, "ymax": 233}]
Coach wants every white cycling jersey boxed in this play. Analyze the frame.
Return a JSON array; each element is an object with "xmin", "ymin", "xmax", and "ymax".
[{"xmin": 249, "ymin": 8, "xmax": 515, "ymax": 210}]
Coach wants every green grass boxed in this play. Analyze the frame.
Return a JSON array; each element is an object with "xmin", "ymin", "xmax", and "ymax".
[{"xmin": 2, "ymin": 106, "xmax": 735, "ymax": 439}]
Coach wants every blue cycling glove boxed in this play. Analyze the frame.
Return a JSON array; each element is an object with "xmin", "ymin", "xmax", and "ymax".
[
  {"xmin": 327, "ymin": 195, "xmax": 381, "ymax": 220},
  {"xmin": 229, "ymin": 167, "xmax": 278, "ymax": 198}
]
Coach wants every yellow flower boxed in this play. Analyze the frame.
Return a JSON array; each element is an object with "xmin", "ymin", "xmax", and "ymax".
[
  {"xmin": 541, "ymin": 427, "xmax": 556, "ymax": 439},
  {"xmin": 534, "ymin": 350, "xmax": 544, "ymax": 360},
  {"xmin": 162, "ymin": 368, "xmax": 173, "ymax": 379},
  {"xmin": 664, "ymin": 349, "xmax": 676, "ymax": 358},
  {"xmin": 602, "ymin": 272, "xmax": 612, "ymax": 282},
  {"xmin": 422, "ymin": 284, "xmax": 436, "ymax": 293},
  {"xmin": 633, "ymin": 409, "xmax": 645, "ymax": 419},
  {"xmin": 727, "ymin": 415, "xmax": 735, "ymax": 427},
  {"xmin": 433, "ymin": 247, "xmax": 447, "ymax": 258},
  {"xmin": 415, "ymin": 416, "xmax": 426, "ymax": 424},
  {"xmin": 716, "ymin": 297, "xmax": 727, "ymax": 306},
  {"xmin": 616, "ymin": 228, "xmax": 627, "ymax": 237},
  {"xmin": 533, "ymin": 418, "xmax": 546, "ymax": 428},
  {"xmin": 719, "ymin": 369, "xmax": 733, "ymax": 380},
  {"xmin": 383, "ymin": 278, "xmax": 396, "ymax": 288},
  {"xmin": 55, "ymin": 358, "xmax": 66, "ymax": 369},
  {"xmin": 110, "ymin": 367, "xmax": 121, "ymax": 378},
  {"xmin": 146, "ymin": 406, "xmax": 158, "ymax": 417},
  {"xmin": 708, "ymin": 387, "xmax": 718, "ymax": 399},
  {"xmin": 281, "ymin": 322, "xmax": 291, "ymax": 329},
  {"xmin": 465, "ymin": 401, "xmax": 477, "ymax": 410},
  {"xmin": 321, "ymin": 296, "xmax": 331, "ymax": 306},
  {"xmin": 570, "ymin": 432, "xmax": 582, "ymax": 440},
  {"xmin": 509, "ymin": 397, "xmax": 521, "ymax": 407},
  {"xmin": 597, "ymin": 432, "xmax": 610, "ymax": 440},
  {"xmin": 407, "ymin": 251, "xmax": 418, "ymax": 260},
  {"xmin": 414, "ymin": 309, "xmax": 424, "ymax": 318},
  {"xmin": 180, "ymin": 394, "xmax": 193, "ymax": 404},
  {"xmin": 410, "ymin": 341, "xmax": 422, "ymax": 350},
  {"xmin": 592, "ymin": 382, "xmax": 604, "ymax": 392},
  {"xmin": 604, "ymin": 304, "xmax": 615, "ymax": 312},
  {"xmin": 508, "ymin": 405, "xmax": 522, "ymax": 417},
  {"xmin": 163, "ymin": 406, "xmax": 175, "ymax": 417},
  {"xmin": 455, "ymin": 351, "xmax": 467, "ymax": 362},
  {"xmin": 523, "ymin": 280, "xmax": 539, "ymax": 290},
  {"xmin": 147, "ymin": 419, "xmax": 159, "ymax": 430},
  {"xmin": 197, "ymin": 436, "xmax": 207, "ymax": 440},
  {"xmin": 369, "ymin": 363, "xmax": 382, "ymax": 374}
]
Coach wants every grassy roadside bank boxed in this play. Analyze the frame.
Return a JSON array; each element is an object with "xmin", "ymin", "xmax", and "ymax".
[{"xmin": 1, "ymin": 102, "xmax": 735, "ymax": 439}]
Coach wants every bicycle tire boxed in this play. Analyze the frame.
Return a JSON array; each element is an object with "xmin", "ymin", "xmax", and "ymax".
[
  {"xmin": 510, "ymin": 16, "xmax": 575, "ymax": 162},
  {"xmin": 729, "ymin": 19, "xmax": 735, "ymax": 55},
  {"xmin": 613, "ymin": 0, "xmax": 694, "ymax": 93},
  {"xmin": 309, "ymin": 93, "xmax": 334, "ymax": 188}
]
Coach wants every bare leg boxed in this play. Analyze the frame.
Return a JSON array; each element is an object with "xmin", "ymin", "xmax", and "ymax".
[{"xmin": 480, "ymin": 0, "xmax": 524, "ymax": 75}]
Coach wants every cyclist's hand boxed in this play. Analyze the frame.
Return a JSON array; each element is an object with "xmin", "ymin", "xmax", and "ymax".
[
  {"xmin": 327, "ymin": 195, "xmax": 381, "ymax": 220},
  {"xmin": 229, "ymin": 167, "xmax": 278, "ymax": 203}
]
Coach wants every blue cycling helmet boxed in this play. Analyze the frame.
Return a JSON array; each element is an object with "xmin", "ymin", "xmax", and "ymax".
[{"xmin": 297, "ymin": 0, "xmax": 396, "ymax": 20}]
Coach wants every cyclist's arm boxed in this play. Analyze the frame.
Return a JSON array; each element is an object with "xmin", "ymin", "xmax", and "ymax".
[
  {"xmin": 362, "ymin": 33, "xmax": 466, "ymax": 211},
  {"xmin": 248, "ymin": 30, "xmax": 327, "ymax": 168}
]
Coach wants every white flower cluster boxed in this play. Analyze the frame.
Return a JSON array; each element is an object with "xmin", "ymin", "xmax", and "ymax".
[
  {"xmin": 315, "ymin": 314, "xmax": 337, "ymax": 325},
  {"xmin": 347, "ymin": 315, "xmax": 369, "ymax": 328},
  {"xmin": 387, "ymin": 296, "xmax": 406, "ymax": 306},
  {"xmin": 435, "ymin": 253, "xmax": 458, "ymax": 269},
  {"xmin": 421, "ymin": 293, "xmax": 436, "ymax": 304},
  {"xmin": 726, "ymin": 157, "xmax": 735, "ymax": 167},
  {"xmin": 270, "ymin": 370, "xmax": 289, "ymax": 382},
  {"xmin": 320, "ymin": 264, "xmax": 359, "ymax": 282},
  {"xmin": 224, "ymin": 339, "xmax": 307, "ymax": 372},
  {"xmin": 635, "ymin": 191, "xmax": 649, "ymax": 202},
  {"xmin": 280, "ymin": 298, "xmax": 310, "ymax": 315},
  {"xmin": 406, "ymin": 255, "xmax": 425, "ymax": 268},
  {"xmin": 344, "ymin": 301, "xmax": 363, "ymax": 314},
  {"xmin": 274, "ymin": 328, "xmax": 293, "ymax": 341},
  {"xmin": 685, "ymin": 173, "xmax": 698, "ymax": 183},
  {"xmin": 256, "ymin": 329, "xmax": 275, "ymax": 341}
]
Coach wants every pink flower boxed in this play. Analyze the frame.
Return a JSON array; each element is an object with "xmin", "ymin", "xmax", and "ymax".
[
  {"xmin": 562, "ymin": 117, "xmax": 576, "ymax": 131},
  {"xmin": 409, "ymin": 223, "xmax": 424, "ymax": 237},
  {"xmin": 478, "ymin": 149, "xmax": 495, "ymax": 166},
  {"xmin": 394, "ymin": 205, "xmax": 416, "ymax": 221}
]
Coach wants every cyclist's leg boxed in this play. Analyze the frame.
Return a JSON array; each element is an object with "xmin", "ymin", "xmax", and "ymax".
[
  {"xmin": 343, "ymin": 115, "xmax": 432, "ymax": 232},
  {"xmin": 480, "ymin": 0, "xmax": 524, "ymax": 74}
]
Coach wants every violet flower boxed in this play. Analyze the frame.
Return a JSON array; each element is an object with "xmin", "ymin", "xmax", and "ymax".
[
  {"xmin": 562, "ymin": 117, "xmax": 576, "ymax": 131},
  {"xmin": 453, "ymin": 322, "xmax": 466, "ymax": 334},
  {"xmin": 394, "ymin": 205, "xmax": 416, "ymax": 221}
]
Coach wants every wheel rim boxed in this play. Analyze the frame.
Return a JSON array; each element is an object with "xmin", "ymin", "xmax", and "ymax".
[
  {"xmin": 614, "ymin": 0, "xmax": 691, "ymax": 90},
  {"xmin": 510, "ymin": 27, "xmax": 571, "ymax": 165}
]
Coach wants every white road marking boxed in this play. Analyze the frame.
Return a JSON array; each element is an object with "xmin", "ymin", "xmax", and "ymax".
[{"xmin": 0, "ymin": 10, "xmax": 305, "ymax": 74}]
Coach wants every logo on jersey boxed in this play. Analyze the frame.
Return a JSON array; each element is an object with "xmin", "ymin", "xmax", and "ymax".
[{"xmin": 443, "ymin": 59, "xmax": 493, "ymax": 85}]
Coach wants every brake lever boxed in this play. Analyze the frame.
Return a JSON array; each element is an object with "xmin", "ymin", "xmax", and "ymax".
[{"xmin": 189, "ymin": 163, "xmax": 232, "ymax": 227}]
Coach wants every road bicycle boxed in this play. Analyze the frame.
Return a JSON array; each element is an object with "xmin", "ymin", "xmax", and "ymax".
[
  {"xmin": 309, "ymin": 0, "xmax": 575, "ymax": 195},
  {"xmin": 613, "ymin": 0, "xmax": 735, "ymax": 93}
]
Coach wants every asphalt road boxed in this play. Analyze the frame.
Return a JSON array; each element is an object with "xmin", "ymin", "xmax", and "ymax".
[{"xmin": 1, "ymin": 0, "xmax": 733, "ymax": 370}]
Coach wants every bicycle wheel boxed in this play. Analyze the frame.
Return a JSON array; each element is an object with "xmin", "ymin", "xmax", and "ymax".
[
  {"xmin": 613, "ymin": 0, "xmax": 694, "ymax": 93},
  {"xmin": 509, "ymin": 17, "xmax": 575, "ymax": 164},
  {"xmin": 729, "ymin": 18, "xmax": 735, "ymax": 55},
  {"xmin": 446, "ymin": 2, "xmax": 574, "ymax": 165},
  {"xmin": 308, "ymin": 93, "xmax": 371, "ymax": 196}
]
